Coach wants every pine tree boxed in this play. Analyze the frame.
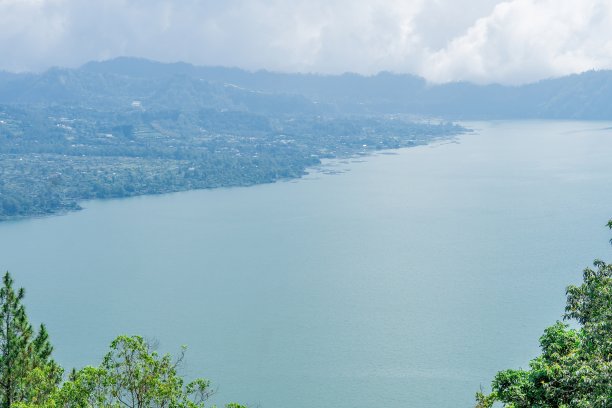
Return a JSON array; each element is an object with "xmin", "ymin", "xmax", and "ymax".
[{"xmin": 0, "ymin": 272, "xmax": 60, "ymax": 407}]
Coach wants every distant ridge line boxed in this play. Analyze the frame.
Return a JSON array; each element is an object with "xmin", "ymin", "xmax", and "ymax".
[{"xmin": 1, "ymin": 56, "xmax": 612, "ymax": 119}]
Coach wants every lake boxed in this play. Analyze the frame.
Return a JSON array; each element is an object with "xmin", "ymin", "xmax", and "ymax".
[{"xmin": 1, "ymin": 121, "xmax": 612, "ymax": 407}]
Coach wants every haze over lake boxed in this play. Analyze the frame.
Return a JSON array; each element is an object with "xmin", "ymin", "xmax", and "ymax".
[{"xmin": 1, "ymin": 121, "xmax": 611, "ymax": 408}]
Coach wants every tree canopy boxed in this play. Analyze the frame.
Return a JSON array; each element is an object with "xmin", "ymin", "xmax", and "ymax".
[
  {"xmin": 476, "ymin": 221, "xmax": 612, "ymax": 407},
  {"xmin": 0, "ymin": 272, "xmax": 61, "ymax": 408},
  {"xmin": 0, "ymin": 271, "xmax": 244, "ymax": 408}
]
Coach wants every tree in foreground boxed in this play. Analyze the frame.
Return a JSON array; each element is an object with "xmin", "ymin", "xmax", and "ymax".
[
  {"xmin": 0, "ymin": 272, "xmax": 62, "ymax": 407},
  {"xmin": 51, "ymin": 335, "xmax": 219, "ymax": 408},
  {"xmin": 16, "ymin": 334, "xmax": 246, "ymax": 408},
  {"xmin": 0, "ymin": 271, "xmax": 244, "ymax": 408},
  {"xmin": 476, "ymin": 221, "xmax": 612, "ymax": 407}
]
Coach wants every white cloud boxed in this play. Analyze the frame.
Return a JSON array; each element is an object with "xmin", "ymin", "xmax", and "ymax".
[
  {"xmin": 423, "ymin": 0, "xmax": 612, "ymax": 84},
  {"xmin": 0, "ymin": 0, "xmax": 610, "ymax": 84}
]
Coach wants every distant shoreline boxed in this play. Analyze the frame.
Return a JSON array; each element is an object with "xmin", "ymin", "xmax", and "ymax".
[{"xmin": 0, "ymin": 127, "xmax": 466, "ymax": 223}]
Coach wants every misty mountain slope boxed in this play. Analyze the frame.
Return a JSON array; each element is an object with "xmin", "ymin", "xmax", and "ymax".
[
  {"xmin": 76, "ymin": 57, "xmax": 612, "ymax": 118},
  {"xmin": 2, "ymin": 57, "xmax": 611, "ymax": 118}
]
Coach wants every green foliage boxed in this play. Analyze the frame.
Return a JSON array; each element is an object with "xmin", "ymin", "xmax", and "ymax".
[
  {"xmin": 0, "ymin": 273, "xmax": 244, "ymax": 408},
  {"xmin": 13, "ymin": 334, "xmax": 250, "ymax": 408},
  {"xmin": 0, "ymin": 272, "xmax": 62, "ymax": 407},
  {"xmin": 29, "ymin": 335, "xmax": 214, "ymax": 408},
  {"xmin": 475, "ymin": 389, "xmax": 497, "ymax": 408},
  {"xmin": 477, "ymin": 220, "xmax": 612, "ymax": 407}
]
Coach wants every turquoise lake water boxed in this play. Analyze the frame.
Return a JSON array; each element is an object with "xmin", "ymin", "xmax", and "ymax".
[{"xmin": 1, "ymin": 121, "xmax": 612, "ymax": 407}]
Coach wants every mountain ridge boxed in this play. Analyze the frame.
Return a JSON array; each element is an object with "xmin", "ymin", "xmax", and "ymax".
[{"xmin": 2, "ymin": 57, "xmax": 612, "ymax": 119}]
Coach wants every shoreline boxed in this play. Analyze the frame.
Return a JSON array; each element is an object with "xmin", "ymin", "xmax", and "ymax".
[{"xmin": 0, "ymin": 130, "xmax": 467, "ymax": 224}]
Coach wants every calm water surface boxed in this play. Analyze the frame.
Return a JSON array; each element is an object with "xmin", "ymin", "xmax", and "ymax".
[{"xmin": 1, "ymin": 121, "xmax": 612, "ymax": 407}]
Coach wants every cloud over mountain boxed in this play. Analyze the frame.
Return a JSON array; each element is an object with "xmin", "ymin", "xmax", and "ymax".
[{"xmin": 0, "ymin": 0, "xmax": 610, "ymax": 84}]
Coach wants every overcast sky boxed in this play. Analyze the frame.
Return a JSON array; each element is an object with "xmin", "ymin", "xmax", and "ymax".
[{"xmin": 1, "ymin": 0, "xmax": 610, "ymax": 84}]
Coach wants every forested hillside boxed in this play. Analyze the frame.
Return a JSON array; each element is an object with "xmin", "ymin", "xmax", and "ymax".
[
  {"xmin": 3, "ymin": 57, "xmax": 612, "ymax": 221},
  {"xmin": 0, "ymin": 60, "xmax": 464, "ymax": 220},
  {"xmin": 79, "ymin": 58, "xmax": 612, "ymax": 119}
]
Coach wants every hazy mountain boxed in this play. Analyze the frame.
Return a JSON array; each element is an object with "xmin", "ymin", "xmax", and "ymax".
[
  {"xmin": 0, "ymin": 60, "xmax": 325, "ymax": 115},
  {"xmin": 78, "ymin": 57, "xmax": 612, "ymax": 119},
  {"xmin": 1, "ymin": 57, "xmax": 611, "ymax": 118}
]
